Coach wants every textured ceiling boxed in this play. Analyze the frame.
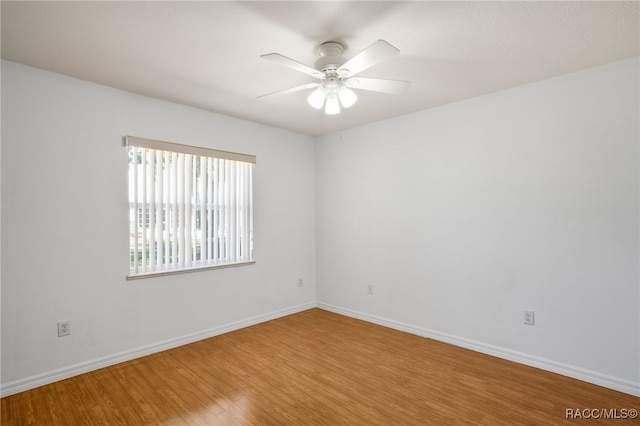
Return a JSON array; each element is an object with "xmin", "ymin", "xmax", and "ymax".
[{"xmin": 2, "ymin": 1, "xmax": 639, "ymax": 136}]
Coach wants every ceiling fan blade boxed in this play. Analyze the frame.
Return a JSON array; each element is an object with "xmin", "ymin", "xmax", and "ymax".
[
  {"xmin": 260, "ymin": 53, "xmax": 324, "ymax": 79},
  {"xmin": 346, "ymin": 77, "xmax": 411, "ymax": 94},
  {"xmin": 257, "ymin": 82, "xmax": 319, "ymax": 99},
  {"xmin": 337, "ymin": 40, "xmax": 400, "ymax": 78}
]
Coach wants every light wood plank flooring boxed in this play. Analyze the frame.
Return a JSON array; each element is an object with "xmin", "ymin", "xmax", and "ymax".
[{"xmin": 2, "ymin": 308, "xmax": 638, "ymax": 425}]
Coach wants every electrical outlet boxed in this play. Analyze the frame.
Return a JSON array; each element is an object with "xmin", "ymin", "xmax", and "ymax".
[
  {"xmin": 297, "ymin": 278, "xmax": 304, "ymax": 288},
  {"xmin": 523, "ymin": 310, "xmax": 535, "ymax": 325},
  {"xmin": 367, "ymin": 285, "xmax": 374, "ymax": 295},
  {"xmin": 58, "ymin": 320, "xmax": 71, "ymax": 337}
]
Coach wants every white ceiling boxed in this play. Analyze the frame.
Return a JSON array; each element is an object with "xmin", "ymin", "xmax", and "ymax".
[{"xmin": 2, "ymin": 1, "xmax": 638, "ymax": 136}]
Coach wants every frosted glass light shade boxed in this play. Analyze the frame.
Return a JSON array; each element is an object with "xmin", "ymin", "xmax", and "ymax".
[
  {"xmin": 325, "ymin": 93, "xmax": 340, "ymax": 115},
  {"xmin": 338, "ymin": 87, "xmax": 357, "ymax": 108},
  {"xmin": 307, "ymin": 87, "xmax": 326, "ymax": 109}
]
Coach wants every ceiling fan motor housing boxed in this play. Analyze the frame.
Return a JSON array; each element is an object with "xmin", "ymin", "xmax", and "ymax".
[{"xmin": 315, "ymin": 41, "xmax": 347, "ymax": 76}]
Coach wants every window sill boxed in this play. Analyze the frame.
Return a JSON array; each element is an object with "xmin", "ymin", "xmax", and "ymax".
[{"xmin": 127, "ymin": 260, "xmax": 256, "ymax": 280}]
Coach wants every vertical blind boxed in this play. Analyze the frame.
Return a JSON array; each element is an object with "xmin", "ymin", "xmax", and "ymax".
[{"xmin": 125, "ymin": 136, "xmax": 255, "ymax": 278}]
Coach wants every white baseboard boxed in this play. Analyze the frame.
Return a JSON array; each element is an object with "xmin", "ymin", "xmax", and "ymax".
[
  {"xmin": 317, "ymin": 302, "xmax": 640, "ymax": 397},
  {"xmin": 1, "ymin": 302, "xmax": 316, "ymax": 397}
]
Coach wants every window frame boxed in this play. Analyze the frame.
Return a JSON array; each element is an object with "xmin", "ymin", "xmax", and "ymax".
[{"xmin": 125, "ymin": 135, "xmax": 256, "ymax": 280}]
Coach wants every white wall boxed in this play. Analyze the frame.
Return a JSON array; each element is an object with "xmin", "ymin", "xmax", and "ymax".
[
  {"xmin": 316, "ymin": 57, "xmax": 639, "ymax": 395},
  {"xmin": 1, "ymin": 60, "xmax": 316, "ymax": 394}
]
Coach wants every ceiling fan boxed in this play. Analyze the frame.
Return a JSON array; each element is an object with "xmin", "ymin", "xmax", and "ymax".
[{"xmin": 258, "ymin": 40, "xmax": 411, "ymax": 115}]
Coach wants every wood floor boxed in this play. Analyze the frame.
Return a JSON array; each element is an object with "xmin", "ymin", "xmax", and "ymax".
[{"xmin": 2, "ymin": 309, "xmax": 638, "ymax": 425}]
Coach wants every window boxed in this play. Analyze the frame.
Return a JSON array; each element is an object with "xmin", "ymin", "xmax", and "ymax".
[{"xmin": 126, "ymin": 136, "xmax": 255, "ymax": 279}]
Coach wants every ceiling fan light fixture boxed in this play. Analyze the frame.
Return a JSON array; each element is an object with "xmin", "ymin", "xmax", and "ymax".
[
  {"xmin": 337, "ymin": 86, "xmax": 357, "ymax": 108},
  {"xmin": 307, "ymin": 87, "xmax": 326, "ymax": 109},
  {"xmin": 325, "ymin": 93, "xmax": 340, "ymax": 115},
  {"xmin": 260, "ymin": 39, "xmax": 409, "ymax": 117}
]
